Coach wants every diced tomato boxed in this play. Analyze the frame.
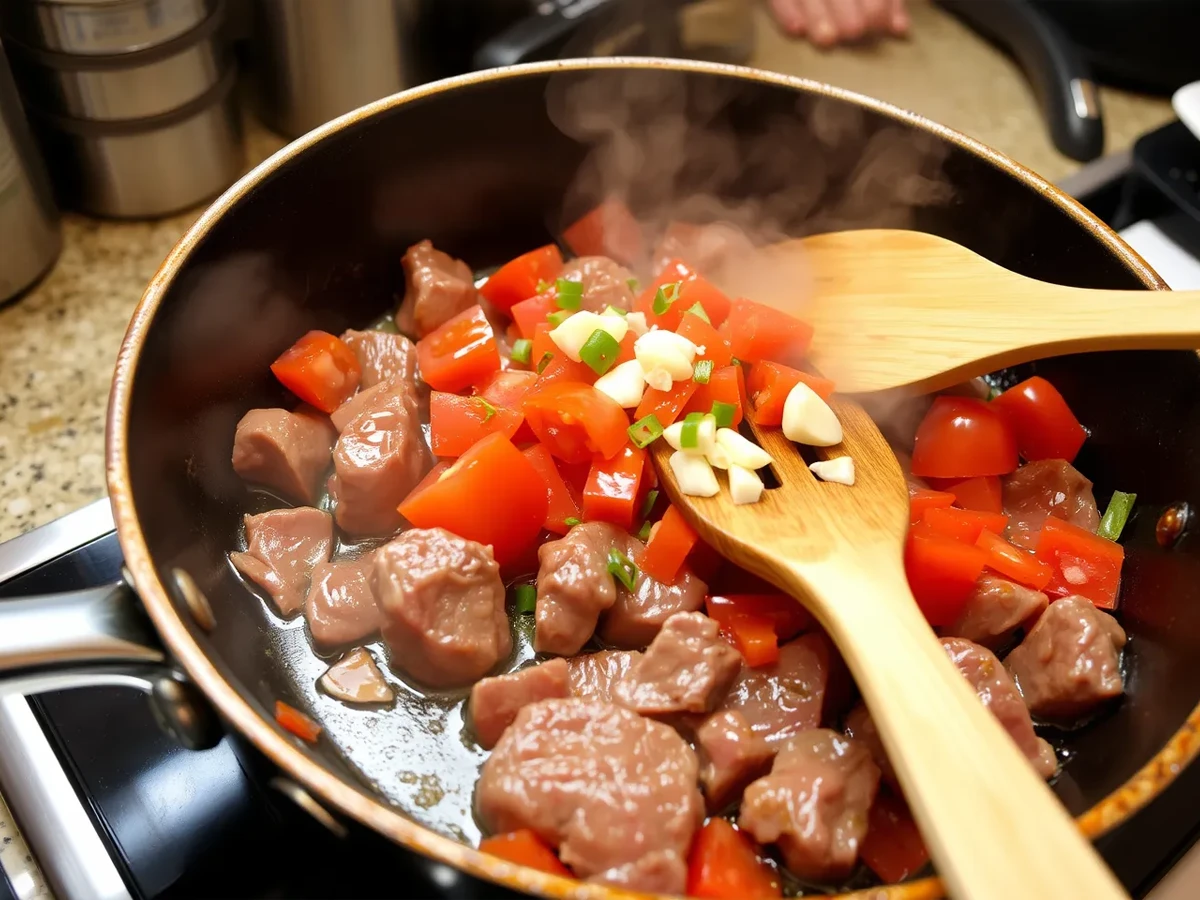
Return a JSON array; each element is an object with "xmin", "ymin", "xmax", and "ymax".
[
  {"xmin": 677, "ymin": 311, "xmax": 733, "ymax": 368},
  {"xmin": 634, "ymin": 260, "xmax": 734, "ymax": 330},
  {"xmin": 532, "ymin": 354, "xmax": 598, "ymax": 389},
  {"xmin": 478, "ymin": 369, "xmax": 538, "ymax": 409},
  {"xmin": 686, "ymin": 818, "xmax": 781, "ymax": 900},
  {"xmin": 720, "ymin": 299, "xmax": 814, "ymax": 365},
  {"xmin": 991, "ymin": 376, "xmax": 1087, "ymax": 463},
  {"xmin": 583, "ymin": 445, "xmax": 646, "ymax": 529},
  {"xmin": 429, "ymin": 392, "xmax": 523, "ymax": 458},
  {"xmin": 860, "ymin": 791, "xmax": 930, "ymax": 884},
  {"xmin": 523, "ymin": 382, "xmax": 630, "ymax": 463},
  {"xmin": 398, "ymin": 433, "xmax": 548, "ymax": 566},
  {"xmin": 706, "ymin": 593, "xmax": 812, "ymax": 643},
  {"xmin": 904, "ymin": 531, "xmax": 989, "ymax": 626},
  {"xmin": 685, "ymin": 365, "xmax": 747, "ymax": 428},
  {"xmin": 976, "ymin": 529, "xmax": 1053, "ymax": 591},
  {"xmin": 479, "ymin": 244, "xmax": 564, "ymax": 312},
  {"xmin": 916, "ymin": 507, "xmax": 1009, "ymax": 544},
  {"xmin": 746, "ymin": 361, "xmax": 834, "ymax": 427},
  {"xmin": 677, "ymin": 275, "xmax": 734, "ymax": 329},
  {"xmin": 530, "ymin": 323, "xmax": 557, "ymax": 371},
  {"xmin": 909, "ymin": 488, "xmax": 955, "ymax": 524},
  {"xmin": 718, "ymin": 612, "xmax": 780, "ymax": 667},
  {"xmin": 615, "ymin": 331, "xmax": 637, "ymax": 366},
  {"xmin": 416, "ymin": 305, "xmax": 501, "ymax": 393},
  {"xmin": 1034, "ymin": 517, "xmax": 1124, "ymax": 609},
  {"xmin": 910, "ymin": 397, "xmax": 1018, "ymax": 479},
  {"xmin": 270, "ymin": 330, "xmax": 361, "ymax": 413},
  {"xmin": 401, "ymin": 461, "xmax": 452, "ymax": 509},
  {"xmin": 640, "ymin": 505, "xmax": 699, "ymax": 584},
  {"xmin": 523, "ymin": 445, "xmax": 582, "ymax": 535},
  {"xmin": 635, "ymin": 379, "xmax": 699, "ymax": 427},
  {"xmin": 511, "ymin": 290, "xmax": 558, "ymax": 340},
  {"xmin": 929, "ymin": 475, "xmax": 1004, "ymax": 514},
  {"xmin": 478, "ymin": 829, "xmax": 571, "ymax": 878},
  {"xmin": 562, "ymin": 199, "xmax": 643, "ymax": 265},
  {"xmin": 275, "ymin": 701, "xmax": 321, "ymax": 742}
]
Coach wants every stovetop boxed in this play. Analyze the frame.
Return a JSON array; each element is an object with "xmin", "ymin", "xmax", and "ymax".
[{"xmin": 4, "ymin": 118, "xmax": 1200, "ymax": 900}]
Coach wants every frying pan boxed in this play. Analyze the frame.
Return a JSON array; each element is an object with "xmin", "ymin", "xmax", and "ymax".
[{"xmin": 1, "ymin": 59, "xmax": 1197, "ymax": 899}]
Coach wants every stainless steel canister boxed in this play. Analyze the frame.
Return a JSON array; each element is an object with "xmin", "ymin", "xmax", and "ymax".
[
  {"xmin": 0, "ymin": 41, "xmax": 61, "ymax": 302},
  {"xmin": 0, "ymin": 0, "xmax": 215, "ymax": 56}
]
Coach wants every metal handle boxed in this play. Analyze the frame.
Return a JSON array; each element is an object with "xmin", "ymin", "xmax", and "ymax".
[{"xmin": 0, "ymin": 583, "xmax": 222, "ymax": 750}]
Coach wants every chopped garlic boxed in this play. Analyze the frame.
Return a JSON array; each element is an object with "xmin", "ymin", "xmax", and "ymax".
[
  {"xmin": 634, "ymin": 329, "xmax": 697, "ymax": 382},
  {"xmin": 593, "ymin": 360, "xmax": 645, "ymax": 408},
  {"xmin": 644, "ymin": 367, "xmax": 673, "ymax": 392},
  {"xmin": 707, "ymin": 443, "xmax": 731, "ymax": 469},
  {"xmin": 549, "ymin": 311, "xmax": 628, "ymax": 362},
  {"xmin": 714, "ymin": 428, "xmax": 773, "ymax": 470},
  {"xmin": 625, "ymin": 311, "xmax": 649, "ymax": 337},
  {"xmin": 782, "ymin": 382, "xmax": 843, "ymax": 447},
  {"xmin": 810, "ymin": 456, "xmax": 856, "ymax": 485},
  {"xmin": 670, "ymin": 450, "xmax": 719, "ymax": 497},
  {"xmin": 663, "ymin": 415, "xmax": 717, "ymax": 456},
  {"xmin": 729, "ymin": 464, "xmax": 765, "ymax": 504}
]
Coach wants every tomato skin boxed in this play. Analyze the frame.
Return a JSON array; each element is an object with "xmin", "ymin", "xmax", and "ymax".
[
  {"xmin": 582, "ymin": 445, "xmax": 647, "ymax": 530},
  {"xmin": 634, "ymin": 260, "xmax": 733, "ymax": 330},
  {"xmin": 523, "ymin": 444, "xmax": 582, "ymax": 535},
  {"xmin": 562, "ymin": 199, "xmax": 644, "ymax": 265},
  {"xmin": 910, "ymin": 397, "xmax": 1019, "ymax": 479},
  {"xmin": 523, "ymin": 382, "xmax": 630, "ymax": 464},
  {"xmin": 1034, "ymin": 517, "xmax": 1124, "ymax": 609},
  {"xmin": 398, "ymin": 432, "xmax": 548, "ymax": 566},
  {"xmin": 479, "ymin": 244, "xmax": 564, "ymax": 312},
  {"xmin": 684, "ymin": 365, "xmax": 747, "ymax": 427},
  {"xmin": 635, "ymin": 379, "xmax": 699, "ymax": 427},
  {"xmin": 511, "ymin": 290, "xmax": 558, "ymax": 340},
  {"xmin": 991, "ymin": 376, "xmax": 1087, "ymax": 463},
  {"xmin": 720, "ymin": 299, "xmax": 814, "ymax": 365},
  {"xmin": 915, "ymin": 507, "xmax": 1008, "ymax": 544},
  {"xmin": 270, "ymin": 330, "xmax": 361, "ymax": 413},
  {"xmin": 429, "ymin": 392, "xmax": 523, "ymax": 458},
  {"xmin": 706, "ymin": 593, "xmax": 813, "ymax": 644},
  {"xmin": 478, "ymin": 829, "xmax": 572, "ymax": 878},
  {"xmin": 746, "ymin": 362, "xmax": 834, "ymax": 426},
  {"xmin": 639, "ymin": 505, "xmax": 699, "ymax": 583},
  {"xmin": 860, "ymin": 791, "xmax": 929, "ymax": 884},
  {"xmin": 904, "ymin": 531, "xmax": 989, "ymax": 626},
  {"xmin": 929, "ymin": 475, "xmax": 1004, "ymax": 514},
  {"xmin": 909, "ymin": 489, "xmax": 955, "ymax": 524},
  {"xmin": 686, "ymin": 819, "xmax": 781, "ymax": 900},
  {"xmin": 976, "ymin": 529, "xmax": 1053, "ymax": 591},
  {"xmin": 478, "ymin": 369, "xmax": 538, "ymax": 409},
  {"xmin": 677, "ymin": 311, "xmax": 733, "ymax": 368},
  {"xmin": 416, "ymin": 305, "xmax": 501, "ymax": 392}
]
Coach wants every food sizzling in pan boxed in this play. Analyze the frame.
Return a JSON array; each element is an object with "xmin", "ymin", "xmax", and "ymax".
[{"xmin": 227, "ymin": 202, "xmax": 1132, "ymax": 896}]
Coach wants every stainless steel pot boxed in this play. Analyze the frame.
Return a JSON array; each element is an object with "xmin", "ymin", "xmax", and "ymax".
[{"xmin": 0, "ymin": 0, "xmax": 215, "ymax": 55}]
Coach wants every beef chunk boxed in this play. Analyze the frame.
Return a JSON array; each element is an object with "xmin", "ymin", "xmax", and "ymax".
[
  {"xmin": 944, "ymin": 573, "xmax": 1049, "ymax": 649},
  {"xmin": 230, "ymin": 507, "xmax": 332, "ymax": 617},
  {"xmin": 844, "ymin": 702, "xmax": 896, "ymax": 787},
  {"xmin": 476, "ymin": 699, "xmax": 703, "ymax": 894},
  {"xmin": 558, "ymin": 256, "xmax": 636, "ymax": 313},
  {"xmin": 534, "ymin": 522, "xmax": 624, "ymax": 655},
  {"xmin": 614, "ymin": 612, "xmax": 741, "ymax": 715},
  {"xmin": 339, "ymin": 329, "xmax": 418, "ymax": 389},
  {"xmin": 739, "ymin": 729, "xmax": 880, "ymax": 882},
  {"xmin": 693, "ymin": 709, "xmax": 774, "ymax": 813},
  {"xmin": 597, "ymin": 553, "xmax": 707, "ymax": 649},
  {"xmin": 469, "ymin": 658, "xmax": 570, "ymax": 749},
  {"xmin": 1005, "ymin": 596, "xmax": 1126, "ymax": 719},
  {"xmin": 1003, "ymin": 459, "xmax": 1099, "ymax": 551},
  {"xmin": 942, "ymin": 637, "xmax": 1058, "ymax": 777},
  {"xmin": 320, "ymin": 648, "xmax": 394, "ymax": 705},
  {"xmin": 304, "ymin": 553, "xmax": 382, "ymax": 649},
  {"xmin": 395, "ymin": 240, "xmax": 478, "ymax": 338},
  {"xmin": 231, "ymin": 407, "xmax": 335, "ymax": 504},
  {"xmin": 566, "ymin": 650, "xmax": 642, "ymax": 702},
  {"xmin": 373, "ymin": 528, "xmax": 511, "ymax": 688}
]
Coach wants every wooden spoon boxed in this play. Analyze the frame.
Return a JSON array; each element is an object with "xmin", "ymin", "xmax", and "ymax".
[
  {"xmin": 724, "ymin": 228, "xmax": 1192, "ymax": 394},
  {"xmin": 650, "ymin": 403, "xmax": 1127, "ymax": 900}
]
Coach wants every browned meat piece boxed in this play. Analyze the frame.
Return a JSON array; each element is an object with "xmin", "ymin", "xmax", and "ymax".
[
  {"xmin": 614, "ymin": 612, "xmax": 741, "ymax": 715},
  {"xmin": 231, "ymin": 407, "xmax": 335, "ymax": 504},
  {"xmin": 944, "ymin": 573, "xmax": 1049, "ymax": 649},
  {"xmin": 1005, "ymin": 596, "xmax": 1126, "ymax": 719},
  {"xmin": 476, "ymin": 699, "xmax": 703, "ymax": 893},
  {"xmin": 373, "ymin": 528, "xmax": 511, "ymax": 688},
  {"xmin": 339, "ymin": 329, "xmax": 418, "ymax": 389},
  {"xmin": 716, "ymin": 632, "xmax": 836, "ymax": 746},
  {"xmin": 328, "ymin": 384, "xmax": 427, "ymax": 536},
  {"xmin": 942, "ymin": 637, "xmax": 1058, "ymax": 778},
  {"xmin": 395, "ymin": 240, "xmax": 478, "ymax": 338},
  {"xmin": 320, "ymin": 648, "xmax": 394, "ymax": 704},
  {"xmin": 738, "ymin": 729, "xmax": 880, "ymax": 882},
  {"xmin": 693, "ymin": 709, "xmax": 774, "ymax": 812},
  {"xmin": 651, "ymin": 221, "xmax": 752, "ymax": 277},
  {"xmin": 558, "ymin": 256, "xmax": 636, "ymax": 313},
  {"xmin": 844, "ymin": 702, "xmax": 896, "ymax": 787},
  {"xmin": 534, "ymin": 522, "xmax": 624, "ymax": 655},
  {"xmin": 304, "ymin": 553, "xmax": 382, "ymax": 649},
  {"xmin": 1003, "ymin": 459, "xmax": 1100, "ymax": 551},
  {"xmin": 230, "ymin": 507, "xmax": 332, "ymax": 617},
  {"xmin": 566, "ymin": 650, "xmax": 641, "ymax": 701},
  {"xmin": 597, "ymin": 555, "xmax": 707, "ymax": 649},
  {"xmin": 469, "ymin": 659, "xmax": 570, "ymax": 749}
]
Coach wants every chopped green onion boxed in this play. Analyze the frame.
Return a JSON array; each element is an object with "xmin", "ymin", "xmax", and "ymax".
[
  {"xmin": 564, "ymin": 516, "xmax": 582, "ymax": 528},
  {"xmin": 711, "ymin": 401, "xmax": 736, "ymax": 428},
  {"xmin": 510, "ymin": 338, "xmax": 532, "ymax": 365},
  {"xmin": 579, "ymin": 329, "xmax": 621, "ymax": 375},
  {"xmin": 607, "ymin": 547, "xmax": 639, "ymax": 591},
  {"xmin": 731, "ymin": 357, "xmax": 744, "ymax": 367},
  {"xmin": 626, "ymin": 277, "xmax": 640, "ymax": 293},
  {"xmin": 686, "ymin": 302, "xmax": 710, "ymax": 324},
  {"xmin": 536, "ymin": 279, "xmax": 551, "ymax": 293},
  {"xmin": 514, "ymin": 583, "xmax": 537, "ymax": 615},
  {"xmin": 684, "ymin": 412, "xmax": 705, "ymax": 422},
  {"xmin": 639, "ymin": 489, "xmax": 659, "ymax": 520},
  {"xmin": 693, "ymin": 359, "xmax": 714, "ymax": 384},
  {"xmin": 603, "ymin": 304, "xmax": 628, "ymax": 317},
  {"xmin": 555, "ymin": 278, "xmax": 583, "ymax": 310},
  {"xmin": 628, "ymin": 414, "xmax": 664, "ymax": 448},
  {"xmin": 680, "ymin": 414, "xmax": 703, "ymax": 449},
  {"xmin": 652, "ymin": 281, "xmax": 683, "ymax": 315},
  {"xmin": 546, "ymin": 309, "xmax": 571, "ymax": 327},
  {"xmin": 1098, "ymin": 491, "xmax": 1137, "ymax": 541},
  {"xmin": 536, "ymin": 352, "xmax": 554, "ymax": 374},
  {"xmin": 637, "ymin": 520, "xmax": 653, "ymax": 541},
  {"xmin": 475, "ymin": 397, "xmax": 498, "ymax": 422}
]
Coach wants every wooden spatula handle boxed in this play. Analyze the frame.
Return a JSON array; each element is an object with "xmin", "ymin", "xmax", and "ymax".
[{"xmin": 791, "ymin": 552, "xmax": 1128, "ymax": 900}]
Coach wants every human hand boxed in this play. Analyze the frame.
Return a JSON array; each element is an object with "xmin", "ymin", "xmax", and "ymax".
[{"xmin": 768, "ymin": 0, "xmax": 909, "ymax": 47}]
